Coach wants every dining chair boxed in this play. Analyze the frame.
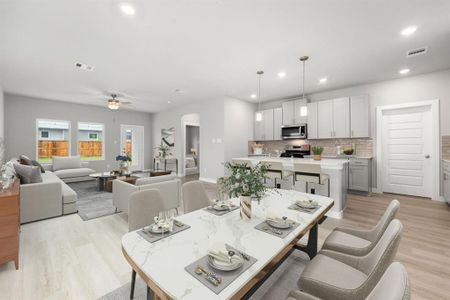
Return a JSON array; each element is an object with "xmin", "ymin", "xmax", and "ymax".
[
  {"xmin": 128, "ymin": 189, "xmax": 165, "ymax": 300},
  {"xmin": 182, "ymin": 180, "xmax": 211, "ymax": 213},
  {"xmin": 231, "ymin": 158, "xmax": 253, "ymax": 169},
  {"xmin": 287, "ymin": 262, "xmax": 410, "ymax": 300},
  {"xmin": 321, "ymin": 199, "xmax": 400, "ymax": 256},
  {"xmin": 297, "ymin": 219, "xmax": 403, "ymax": 300},
  {"xmin": 260, "ymin": 160, "xmax": 293, "ymax": 188},
  {"xmin": 293, "ymin": 163, "xmax": 330, "ymax": 196}
]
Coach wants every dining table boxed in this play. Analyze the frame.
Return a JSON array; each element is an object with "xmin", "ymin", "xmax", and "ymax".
[{"xmin": 121, "ymin": 189, "xmax": 334, "ymax": 300}]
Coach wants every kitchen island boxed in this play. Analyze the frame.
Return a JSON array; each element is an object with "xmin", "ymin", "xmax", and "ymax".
[{"xmin": 232, "ymin": 157, "xmax": 348, "ymax": 219}]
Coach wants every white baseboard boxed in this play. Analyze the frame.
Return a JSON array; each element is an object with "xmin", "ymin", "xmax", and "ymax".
[
  {"xmin": 199, "ymin": 177, "xmax": 217, "ymax": 184},
  {"xmin": 371, "ymin": 187, "xmax": 382, "ymax": 194}
]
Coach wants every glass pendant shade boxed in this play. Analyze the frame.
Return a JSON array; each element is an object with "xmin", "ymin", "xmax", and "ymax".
[{"xmin": 256, "ymin": 112, "xmax": 262, "ymax": 122}]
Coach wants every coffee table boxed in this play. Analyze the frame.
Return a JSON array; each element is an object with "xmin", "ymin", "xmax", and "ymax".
[
  {"xmin": 105, "ymin": 176, "xmax": 138, "ymax": 193},
  {"xmin": 89, "ymin": 172, "xmax": 117, "ymax": 191}
]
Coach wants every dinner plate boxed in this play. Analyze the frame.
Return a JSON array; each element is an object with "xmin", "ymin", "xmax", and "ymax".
[
  {"xmin": 148, "ymin": 223, "xmax": 170, "ymax": 234},
  {"xmin": 212, "ymin": 204, "xmax": 229, "ymax": 211},
  {"xmin": 207, "ymin": 255, "xmax": 243, "ymax": 271},
  {"xmin": 296, "ymin": 200, "xmax": 319, "ymax": 209},
  {"xmin": 266, "ymin": 219, "xmax": 293, "ymax": 229}
]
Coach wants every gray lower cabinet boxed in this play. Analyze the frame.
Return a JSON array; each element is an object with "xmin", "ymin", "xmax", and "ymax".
[{"xmin": 349, "ymin": 158, "xmax": 372, "ymax": 193}]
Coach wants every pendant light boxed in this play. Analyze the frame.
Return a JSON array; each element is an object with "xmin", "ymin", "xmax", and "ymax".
[
  {"xmin": 255, "ymin": 70, "xmax": 264, "ymax": 122},
  {"xmin": 299, "ymin": 56, "xmax": 309, "ymax": 117}
]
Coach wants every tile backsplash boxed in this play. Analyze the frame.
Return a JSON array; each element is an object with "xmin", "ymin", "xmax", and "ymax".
[
  {"xmin": 443, "ymin": 135, "xmax": 450, "ymax": 160},
  {"xmin": 248, "ymin": 138, "xmax": 374, "ymax": 157}
]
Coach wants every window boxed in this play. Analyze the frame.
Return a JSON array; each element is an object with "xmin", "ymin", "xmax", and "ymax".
[
  {"xmin": 37, "ymin": 119, "xmax": 71, "ymax": 163},
  {"xmin": 78, "ymin": 122, "xmax": 104, "ymax": 161}
]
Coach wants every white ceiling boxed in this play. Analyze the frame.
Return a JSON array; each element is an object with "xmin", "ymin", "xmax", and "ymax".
[{"xmin": 1, "ymin": 0, "xmax": 450, "ymax": 113}]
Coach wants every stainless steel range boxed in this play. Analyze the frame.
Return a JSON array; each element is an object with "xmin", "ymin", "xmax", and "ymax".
[{"xmin": 280, "ymin": 144, "xmax": 311, "ymax": 158}]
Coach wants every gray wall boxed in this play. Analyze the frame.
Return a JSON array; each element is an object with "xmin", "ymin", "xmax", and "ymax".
[{"xmin": 5, "ymin": 94, "xmax": 152, "ymax": 172}]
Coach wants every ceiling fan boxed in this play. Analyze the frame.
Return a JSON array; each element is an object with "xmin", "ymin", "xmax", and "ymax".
[{"xmin": 107, "ymin": 94, "xmax": 132, "ymax": 110}]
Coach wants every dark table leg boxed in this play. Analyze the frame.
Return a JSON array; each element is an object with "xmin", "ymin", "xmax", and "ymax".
[
  {"xmin": 294, "ymin": 223, "xmax": 318, "ymax": 259},
  {"xmin": 97, "ymin": 178, "xmax": 104, "ymax": 191}
]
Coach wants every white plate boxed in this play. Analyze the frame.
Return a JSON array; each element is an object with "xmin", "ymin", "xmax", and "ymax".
[
  {"xmin": 266, "ymin": 219, "xmax": 293, "ymax": 229},
  {"xmin": 296, "ymin": 200, "xmax": 319, "ymax": 209},
  {"xmin": 212, "ymin": 204, "xmax": 229, "ymax": 211},
  {"xmin": 149, "ymin": 223, "xmax": 170, "ymax": 234},
  {"xmin": 207, "ymin": 255, "xmax": 243, "ymax": 271}
]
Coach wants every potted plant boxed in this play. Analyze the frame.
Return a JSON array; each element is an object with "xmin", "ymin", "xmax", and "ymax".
[
  {"xmin": 155, "ymin": 142, "xmax": 172, "ymax": 159},
  {"xmin": 116, "ymin": 152, "xmax": 132, "ymax": 174},
  {"xmin": 312, "ymin": 146, "xmax": 324, "ymax": 161},
  {"xmin": 221, "ymin": 161, "xmax": 269, "ymax": 220}
]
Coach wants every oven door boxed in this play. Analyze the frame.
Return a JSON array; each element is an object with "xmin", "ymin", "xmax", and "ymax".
[{"xmin": 281, "ymin": 124, "xmax": 307, "ymax": 139}]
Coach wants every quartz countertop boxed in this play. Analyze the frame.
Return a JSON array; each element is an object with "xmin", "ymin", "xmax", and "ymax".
[{"xmin": 235, "ymin": 157, "xmax": 349, "ymax": 170}]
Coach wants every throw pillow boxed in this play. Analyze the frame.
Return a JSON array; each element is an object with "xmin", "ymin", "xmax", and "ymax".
[
  {"xmin": 30, "ymin": 159, "xmax": 45, "ymax": 173},
  {"xmin": 13, "ymin": 164, "xmax": 43, "ymax": 184},
  {"xmin": 19, "ymin": 155, "xmax": 33, "ymax": 166}
]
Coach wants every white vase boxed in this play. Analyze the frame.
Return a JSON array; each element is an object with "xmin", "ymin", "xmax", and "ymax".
[{"xmin": 240, "ymin": 196, "xmax": 252, "ymax": 220}]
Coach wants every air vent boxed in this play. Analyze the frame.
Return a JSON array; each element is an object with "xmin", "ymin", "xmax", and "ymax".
[
  {"xmin": 406, "ymin": 46, "xmax": 428, "ymax": 58},
  {"xmin": 75, "ymin": 62, "xmax": 95, "ymax": 71}
]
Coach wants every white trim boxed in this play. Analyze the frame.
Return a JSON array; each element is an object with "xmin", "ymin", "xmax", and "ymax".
[
  {"xmin": 376, "ymin": 99, "xmax": 440, "ymax": 201},
  {"xmin": 181, "ymin": 121, "xmax": 200, "ymax": 177},
  {"xmin": 36, "ymin": 118, "xmax": 71, "ymax": 162},
  {"xmin": 199, "ymin": 177, "xmax": 216, "ymax": 184}
]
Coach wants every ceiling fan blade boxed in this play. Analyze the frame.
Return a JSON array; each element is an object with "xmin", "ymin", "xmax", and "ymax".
[{"xmin": 120, "ymin": 101, "xmax": 132, "ymax": 105}]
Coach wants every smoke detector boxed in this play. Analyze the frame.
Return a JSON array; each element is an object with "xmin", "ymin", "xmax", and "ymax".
[
  {"xmin": 406, "ymin": 46, "xmax": 428, "ymax": 58},
  {"xmin": 75, "ymin": 62, "xmax": 95, "ymax": 71}
]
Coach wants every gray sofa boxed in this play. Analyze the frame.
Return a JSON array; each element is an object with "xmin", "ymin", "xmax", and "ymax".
[
  {"xmin": 112, "ymin": 174, "xmax": 181, "ymax": 214},
  {"xmin": 20, "ymin": 170, "xmax": 78, "ymax": 223},
  {"xmin": 45, "ymin": 156, "xmax": 95, "ymax": 183}
]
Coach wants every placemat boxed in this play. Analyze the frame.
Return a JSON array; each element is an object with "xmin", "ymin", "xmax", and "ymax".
[
  {"xmin": 288, "ymin": 203, "xmax": 321, "ymax": 214},
  {"xmin": 203, "ymin": 205, "xmax": 239, "ymax": 216},
  {"xmin": 185, "ymin": 245, "xmax": 257, "ymax": 294},
  {"xmin": 254, "ymin": 220, "xmax": 301, "ymax": 239},
  {"xmin": 137, "ymin": 221, "xmax": 190, "ymax": 243}
]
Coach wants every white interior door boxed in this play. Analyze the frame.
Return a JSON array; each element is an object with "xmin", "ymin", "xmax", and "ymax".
[
  {"xmin": 120, "ymin": 124, "xmax": 144, "ymax": 171},
  {"xmin": 382, "ymin": 106, "xmax": 432, "ymax": 197}
]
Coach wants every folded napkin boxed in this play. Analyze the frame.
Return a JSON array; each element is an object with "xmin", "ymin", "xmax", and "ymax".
[
  {"xmin": 296, "ymin": 199, "xmax": 319, "ymax": 207},
  {"xmin": 266, "ymin": 213, "xmax": 293, "ymax": 224},
  {"xmin": 207, "ymin": 243, "xmax": 243, "ymax": 264}
]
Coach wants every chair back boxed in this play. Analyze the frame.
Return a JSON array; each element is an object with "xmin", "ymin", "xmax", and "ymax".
[
  {"xmin": 293, "ymin": 163, "xmax": 322, "ymax": 183},
  {"xmin": 182, "ymin": 181, "xmax": 211, "ymax": 213},
  {"xmin": 231, "ymin": 159, "xmax": 253, "ymax": 168},
  {"xmin": 366, "ymin": 200, "xmax": 400, "ymax": 243},
  {"xmin": 261, "ymin": 160, "xmax": 284, "ymax": 180},
  {"xmin": 140, "ymin": 179, "xmax": 181, "ymax": 211},
  {"xmin": 128, "ymin": 189, "xmax": 165, "ymax": 232},
  {"xmin": 366, "ymin": 262, "xmax": 410, "ymax": 300}
]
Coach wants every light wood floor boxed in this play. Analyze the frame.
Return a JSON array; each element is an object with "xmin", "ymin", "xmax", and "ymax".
[{"xmin": 0, "ymin": 178, "xmax": 449, "ymax": 300}]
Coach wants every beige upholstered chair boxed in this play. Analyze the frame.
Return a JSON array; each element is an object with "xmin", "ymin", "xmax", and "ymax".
[
  {"xmin": 231, "ymin": 158, "xmax": 253, "ymax": 169},
  {"xmin": 293, "ymin": 163, "xmax": 330, "ymax": 196},
  {"xmin": 260, "ymin": 160, "xmax": 293, "ymax": 188},
  {"xmin": 182, "ymin": 181, "xmax": 211, "ymax": 213},
  {"xmin": 321, "ymin": 199, "xmax": 400, "ymax": 256},
  {"xmin": 128, "ymin": 189, "xmax": 166, "ymax": 299},
  {"xmin": 128, "ymin": 189, "xmax": 165, "ymax": 232},
  {"xmin": 287, "ymin": 262, "xmax": 410, "ymax": 300},
  {"xmin": 297, "ymin": 219, "xmax": 403, "ymax": 300}
]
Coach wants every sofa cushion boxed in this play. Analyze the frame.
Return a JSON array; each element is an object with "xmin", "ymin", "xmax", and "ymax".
[
  {"xmin": 54, "ymin": 168, "xmax": 95, "ymax": 179},
  {"xmin": 52, "ymin": 156, "xmax": 81, "ymax": 171},
  {"xmin": 61, "ymin": 184, "xmax": 77, "ymax": 204},
  {"xmin": 14, "ymin": 164, "xmax": 43, "ymax": 184},
  {"xmin": 135, "ymin": 174, "xmax": 176, "ymax": 186}
]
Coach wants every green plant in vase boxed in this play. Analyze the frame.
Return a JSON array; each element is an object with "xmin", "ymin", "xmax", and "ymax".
[{"xmin": 312, "ymin": 146, "xmax": 324, "ymax": 160}]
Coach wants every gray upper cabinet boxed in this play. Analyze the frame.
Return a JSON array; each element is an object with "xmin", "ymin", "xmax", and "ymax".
[
  {"xmin": 254, "ymin": 109, "xmax": 275, "ymax": 141},
  {"xmin": 307, "ymin": 102, "xmax": 318, "ymax": 139},
  {"xmin": 350, "ymin": 95, "xmax": 370, "ymax": 138},
  {"xmin": 317, "ymin": 100, "xmax": 334, "ymax": 138},
  {"xmin": 317, "ymin": 97, "xmax": 350, "ymax": 139},
  {"xmin": 282, "ymin": 99, "xmax": 307, "ymax": 125},
  {"xmin": 273, "ymin": 107, "xmax": 283, "ymax": 140}
]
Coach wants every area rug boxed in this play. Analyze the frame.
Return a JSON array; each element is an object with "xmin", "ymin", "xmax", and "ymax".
[
  {"xmin": 68, "ymin": 181, "xmax": 117, "ymax": 221},
  {"xmin": 98, "ymin": 250, "xmax": 309, "ymax": 300}
]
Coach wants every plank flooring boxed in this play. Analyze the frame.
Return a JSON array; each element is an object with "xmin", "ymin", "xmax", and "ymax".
[{"xmin": 0, "ymin": 176, "xmax": 449, "ymax": 300}]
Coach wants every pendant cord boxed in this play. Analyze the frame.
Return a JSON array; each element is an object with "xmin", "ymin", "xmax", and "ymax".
[
  {"xmin": 302, "ymin": 60, "xmax": 305, "ymax": 99},
  {"xmin": 258, "ymin": 73, "xmax": 262, "ymax": 111}
]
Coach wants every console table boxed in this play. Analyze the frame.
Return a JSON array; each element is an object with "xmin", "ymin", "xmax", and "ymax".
[
  {"xmin": 0, "ymin": 179, "xmax": 20, "ymax": 270},
  {"xmin": 153, "ymin": 158, "xmax": 178, "ymax": 174}
]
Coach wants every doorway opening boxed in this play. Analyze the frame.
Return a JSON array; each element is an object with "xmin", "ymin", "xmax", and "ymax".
[
  {"xmin": 181, "ymin": 114, "xmax": 200, "ymax": 177},
  {"xmin": 120, "ymin": 124, "xmax": 144, "ymax": 171}
]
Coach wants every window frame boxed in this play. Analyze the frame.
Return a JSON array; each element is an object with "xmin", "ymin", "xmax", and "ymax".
[
  {"xmin": 77, "ymin": 121, "xmax": 105, "ymax": 161},
  {"xmin": 36, "ymin": 118, "xmax": 72, "ymax": 163}
]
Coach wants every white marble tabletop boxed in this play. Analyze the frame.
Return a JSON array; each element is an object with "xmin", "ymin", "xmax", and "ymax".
[{"xmin": 122, "ymin": 189, "xmax": 334, "ymax": 300}]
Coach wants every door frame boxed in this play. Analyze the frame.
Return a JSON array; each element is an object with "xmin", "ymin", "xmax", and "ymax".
[
  {"xmin": 182, "ymin": 121, "xmax": 200, "ymax": 177},
  {"xmin": 120, "ymin": 124, "xmax": 145, "ymax": 171},
  {"xmin": 376, "ymin": 99, "xmax": 440, "ymax": 200}
]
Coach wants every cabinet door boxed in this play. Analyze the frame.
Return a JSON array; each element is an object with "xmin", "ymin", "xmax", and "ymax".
[
  {"xmin": 318, "ymin": 100, "xmax": 333, "ymax": 139},
  {"xmin": 273, "ymin": 107, "xmax": 283, "ymax": 140},
  {"xmin": 294, "ymin": 99, "xmax": 308, "ymax": 124},
  {"xmin": 263, "ymin": 109, "xmax": 274, "ymax": 140},
  {"xmin": 350, "ymin": 95, "xmax": 369, "ymax": 138},
  {"xmin": 282, "ymin": 101, "xmax": 295, "ymax": 125},
  {"xmin": 349, "ymin": 165, "xmax": 369, "ymax": 191},
  {"xmin": 333, "ymin": 97, "xmax": 350, "ymax": 138},
  {"xmin": 254, "ymin": 112, "xmax": 264, "ymax": 140},
  {"xmin": 307, "ymin": 102, "xmax": 318, "ymax": 139}
]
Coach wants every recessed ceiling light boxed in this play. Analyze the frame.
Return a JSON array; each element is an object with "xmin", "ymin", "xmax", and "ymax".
[
  {"xmin": 319, "ymin": 77, "xmax": 327, "ymax": 83},
  {"xmin": 278, "ymin": 72, "xmax": 286, "ymax": 78},
  {"xmin": 401, "ymin": 26, "xmax": 417, "ymax": 36},
  {"xmin": 167, "ymin": 100, "xmax": 171, "ymax": 104},
  {"xmin": 250, "ymin": 94, "xmax": 257, "ymax": 99},
  {"xmin": 399, "ymin": 68, "xmax": 410, "ymax": 75},
  {"xmin": 120, "ymin": 3, "xmax": 136, "ymax": 16}
]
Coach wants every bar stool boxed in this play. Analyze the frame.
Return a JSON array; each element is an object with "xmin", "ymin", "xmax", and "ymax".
[
  {"xmin": 231, "ymin": 158, "xmax": 253, "ymax": 169},
  {"xmin": 293, "ymin": 163, "xmax": 330, "ymax": 196},
  {"xmin": 261, "ymin": 161, "xmax": 293, "ymax": 189}
]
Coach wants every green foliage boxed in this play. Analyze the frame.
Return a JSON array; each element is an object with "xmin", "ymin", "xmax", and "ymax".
[
  {"xmin": 156, "ymin": 142, "xmax": 172, "ymax": 158},
  {"xmin": 221, "ymin": 161, "xmax": 269, "ymax": 198},
  {"xmin": 312, "ymin": 146, "xmax": 324, "ymax": 155}
]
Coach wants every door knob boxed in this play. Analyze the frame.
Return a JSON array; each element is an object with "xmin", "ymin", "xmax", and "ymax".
[{"xmin": 425, "ymin": 155, "xmax": 430, "ymax": 159}]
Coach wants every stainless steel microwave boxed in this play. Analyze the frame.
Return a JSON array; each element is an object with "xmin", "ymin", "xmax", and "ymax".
[{"xmin": 281, "ymin": 124, "xmax": 307, "ymax": 139}]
